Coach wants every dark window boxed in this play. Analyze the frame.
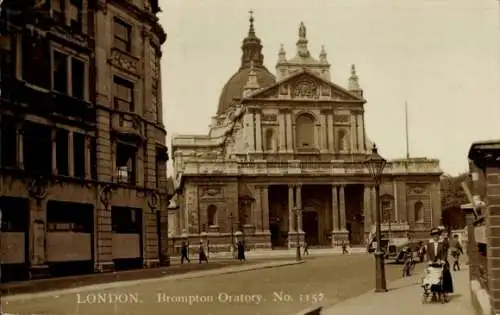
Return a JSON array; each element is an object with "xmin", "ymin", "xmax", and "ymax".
[
  {"xmin": 51, "ymin": 0, "xmax": 65, "ymax": 23},
  {"xmin": 113, "ymin": 76, "xmax": 134, "ymax": 112},
  {"xmin": 73, "ymin": 133, "xmax": 85, "ymax": 178},
  {"xmin": 71, "ymin": 58, "xmax": 85, "ymax": 99},
  {"xmin": 207, "ymin": 205, "xmax": 217, "ymax": 226},
  {"xmin": 116, "ymin": 142, "xmax": 137, "ymax": 185},
  {"xmin": 0, "ymin": 118, "xmax": 17, "ymax": 168},
  {"xmin": 53, "ymin": 51, "xmax": 68, "ymax": 94},
  {"xmin": 22, "ymin": 38, "xmax": 50, "ymax": 88},
  {"xmin": 69, "ymin": 0, "xmax": 83, "ymax": 32},
  {"xmin": 56, "ymin": 129, "xmax": 69, "ymax": 176},
  {"xmin": 112, "ymin": 207, "xmax": 141, "ymax": 233},
  {"xmin": 114, "ymin": 18, "xmax": 131, "ymax": 52},
  {"xmin": 24, "ymin": 123, "xmax": 52, "ymax": 175},
  {"xmin": 90, "ymin": 137, "xmax": 97, "ymax": 180}
]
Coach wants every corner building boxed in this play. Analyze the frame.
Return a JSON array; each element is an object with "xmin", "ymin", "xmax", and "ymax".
[
  {"xmin": 171, "ymin": 17, "xmax": 442, "ymax": 250},
  {"xmin": 0, "ymin": 0, "xmax": 168, "ymax": 280}
]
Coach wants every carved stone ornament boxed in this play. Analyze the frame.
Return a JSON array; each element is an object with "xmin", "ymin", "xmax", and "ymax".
[
  {"xmin": 201, "ymin": 187, "xmax": 222, "ymax": 198},
  {"xmin": 334, "ymin": 115, "xmax": 349, "ymax": 123},
  {"xmin": 28, "ymin": 176, "xmax": 49, "ymax": 201},
  {"xmin": 147, "ymin": 191, "xmax": 160, "ymax": 210},
  {"xmin": 410, "ymin": 186, "xmax": 425, "ymax": 195},
  {"xmin": 262, "ymin": 114, "xmax": 277, "ymax": 122},
  {"xmin": 321, "ymin": 84, "xmax": 331, "ymax": 96},
  {"xmin": 292, "ymin": 80, "xmax": 319, "ymax": 99},
  {"xmin": 111, "ymin": 49, "xmax": 138, "ymax": 74}
]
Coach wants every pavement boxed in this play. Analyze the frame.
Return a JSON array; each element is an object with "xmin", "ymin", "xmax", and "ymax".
[
  {"xmin": 321, "ymin": 265, "xmax": 474, "ymax": 315},
  {"xmin": 207, "ymin": 247, "xmax": 366, "ymax": 259},
  {"xmin": 1, "ymin": 253, "xmax": 426, "ymax": 315},
  {"xmin": 1, "ymin": 256, "xmax": 292, "ymax": 296}
]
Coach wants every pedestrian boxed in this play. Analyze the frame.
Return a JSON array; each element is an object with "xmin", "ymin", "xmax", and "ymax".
[
  {"xmin": 198, "ymin": 241, "xmax": 208, "ymax": 264},
  {"xmin": 450, "ymin": 234, "xmax": 464, "ymax": 271},
  {"xmin": 427, "ymin": 227, "xmax": 453, "ymax": 301},
  {"xmin": 237, "ymin": 240, "xmax": 246, "ymax": 262},
  {"xmin": 341, "ymin": 241, "xmax": 348, "ymax": 254},
  {"xmin": 303, "ymin": 238, "xmax": 310, "ymax": 256},
  {"xmin": 180, "ymin": 242, "xmax": 190, "ymax": 264}
]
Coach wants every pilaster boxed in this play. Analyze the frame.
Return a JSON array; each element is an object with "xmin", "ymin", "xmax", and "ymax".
[
  {"xmin": 16, "ymin": 125, "xmax": 24, "ymax": 169},
  {"xmin": 85, "ymin": 136, "xmax": 92, "ymax": 180},
  {"xmin": 356, "ymin": 113, "xmax": 363, "ymax": 152},
  {"xmin": 51, "ymin": 129, "xmax": 57, "ymax": 175},
  {"xmin": 68, "ymin": 131, "xmax": 75, "ymax": 177},
  {"xmin": 370, "ymin": 186, "xmax": 376, "ymax": 224},
  {"xmin": 278, "ymin": 112, "xmax": 286, "ymax": 152},
  {"xmin": 327, "ymin": 111, "xmax": 334, "ymax": 152},
  {"xmin": 285, "ymin": 110, "xmax": 293, "ymax": 152},
  {"xmin": 350, "ymin": 114, "xmax": 357, "ymax": 153},
  {"xmin": 255, "ymin": 110, "xmax": 263, "ymax": 152}
]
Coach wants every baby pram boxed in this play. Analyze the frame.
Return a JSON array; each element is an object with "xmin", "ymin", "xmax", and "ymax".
[{"xmin": 421, "ymin": 261, "xmax": 447, "ymax": 303}]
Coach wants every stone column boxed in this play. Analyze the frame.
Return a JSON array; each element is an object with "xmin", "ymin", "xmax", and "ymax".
[
  {"xmin": 255, "ymin": 110, "xmax": 262, "ymax": 152},
  {"xmin": 331, "ymin": 185, "xmax": 339, "ymax": 230},
  {"xmin": 327, "ymin": 111, "xmax": 334, "ymax": 152},
  {"xmin": 288, "ymin": 185, "xmax": 295, "ymax": 232},
  {"xmin": 68, "ymin": 131, "xmax": 74, "ymax": 177},
  {"xmin": 296, "ymin": 185, "xmax": 303, "ymax": 232},
  {"xmin": 363, "ymin": 185, "xmax": 372, "ymax": 231},
  {"xmin": 51, "ymin": 129, "xmax": 58, "ymax": 175},
  {"xmin": 17, "ymin": 125, "xmax": 24, "ymax": 169},
  {"xmin": 286, "ymin": 111, "xmax": 293, "ymax": 152},
  {"xmin": 29, "ymin": 198, "xmax": 49, "ymax": 278},
  {"xmin": 339, "ymin": 185, "xmax": 346, "ymax": 230},
  {"xmin": 278, "ymin": 112, "xmax": 286, "ymax": 152},
  {"xmin": 261, "ymin": 186, "xmax": 270, "ymax": 232}
]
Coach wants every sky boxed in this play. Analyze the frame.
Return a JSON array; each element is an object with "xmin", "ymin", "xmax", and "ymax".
[{"xmin": 158, "ymin": 0, "xmax": 500, "ymax": 176}]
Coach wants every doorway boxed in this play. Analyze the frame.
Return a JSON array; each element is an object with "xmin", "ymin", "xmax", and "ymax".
[{"xmin": 303, "ymin": 212, "xmax": 318, "ymax": 245}]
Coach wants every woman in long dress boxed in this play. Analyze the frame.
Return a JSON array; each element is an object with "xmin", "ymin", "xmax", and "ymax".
[{"xmin": 427, "ymin": 228, "xmax": 453, "ymax": 300}]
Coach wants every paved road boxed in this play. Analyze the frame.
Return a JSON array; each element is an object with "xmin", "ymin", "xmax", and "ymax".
[{"xmin": 3, "ymin": 255, "xmax": 424, "ymax": 315}]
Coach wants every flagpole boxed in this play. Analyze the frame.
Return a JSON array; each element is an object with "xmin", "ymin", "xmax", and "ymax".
[{"xmin": 405, "ymin": 101, "xmax": 410, "ymax": 159}]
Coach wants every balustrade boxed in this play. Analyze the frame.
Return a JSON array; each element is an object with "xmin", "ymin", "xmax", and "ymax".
[{"xmin": 179, "ymin": 159, "xmax": 441, "ymax": 176}]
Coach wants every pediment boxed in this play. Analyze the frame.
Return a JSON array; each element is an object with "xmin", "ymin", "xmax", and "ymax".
[{"xmin": 246, "ymin": 70, "xmax": 364, "ymax": 102}]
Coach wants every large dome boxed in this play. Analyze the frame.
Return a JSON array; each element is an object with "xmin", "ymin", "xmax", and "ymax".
[
  {"xmin": 216, "ymin": 12, "xmax": 276, "ymax": 114},
  {"xmin": 217, "ymin": 66, "xmax": 276, "ymax": 114}
]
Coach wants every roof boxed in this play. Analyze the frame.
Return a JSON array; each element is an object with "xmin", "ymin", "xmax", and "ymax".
[
  {"xmin": 217, "ymin": 65, "xmax": 276, "ymax": 114},
  {"xmin": 468, "ymin": 140, "xmax": 500, "ymax": 169}
]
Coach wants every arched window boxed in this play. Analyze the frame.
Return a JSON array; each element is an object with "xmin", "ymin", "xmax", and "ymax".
[
  {"xmin": 337, "ymin": 129, "xmax": 349, "ymax": 152},
  {"xmin": 295, "ymin": 113, "xmax": 315, "ymax": 148},
  {"xmin": 414, "ymin": 201, "xmax": 424, "ymax": 223},
  {"xmin": 207, "ymin": 205, "xmax": 217, "ymax": 226},
  {"xmin": 265, "ymin": 128, "xmax": 275, "ymax": 151}
]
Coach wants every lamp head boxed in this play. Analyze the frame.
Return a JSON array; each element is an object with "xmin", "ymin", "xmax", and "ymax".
[{"xmin": 364, "ymin": 143, "xmax": 387, "ymax": 180}]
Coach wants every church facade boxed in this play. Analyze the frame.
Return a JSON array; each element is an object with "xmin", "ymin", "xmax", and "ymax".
[{"xmin": 170, "ymin": 16, "xmax": 442, "ymax": 250}]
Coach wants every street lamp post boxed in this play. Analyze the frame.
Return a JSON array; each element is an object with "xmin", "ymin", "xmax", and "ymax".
[
  {"xmin": 295, "ymin": 207, "xmax": 302, "ymax": 261},
  {"xmin": 364, "ymin": 143, "xmax": 388, "ymax": 293}
]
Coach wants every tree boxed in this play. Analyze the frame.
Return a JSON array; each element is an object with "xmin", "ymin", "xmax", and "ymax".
[{"xmin": 440, "ymin": 173, "xmax": 470, "ymax": 229}]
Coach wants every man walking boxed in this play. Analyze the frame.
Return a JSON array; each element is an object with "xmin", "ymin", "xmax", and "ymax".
[
  {"xmin": 450, "ymin": 234, "xmax": 464, "ymax": 271},
  {"xmin": 341, "ymin": 241, "xmax": 349, "ymax": 254},
  {"xmin": 303, "ymin": 238, "xmax": 310, "ymax": 256},
  {"xmin": 180, "ymin": 242, "xmax": 190, "ymax": 264}
]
